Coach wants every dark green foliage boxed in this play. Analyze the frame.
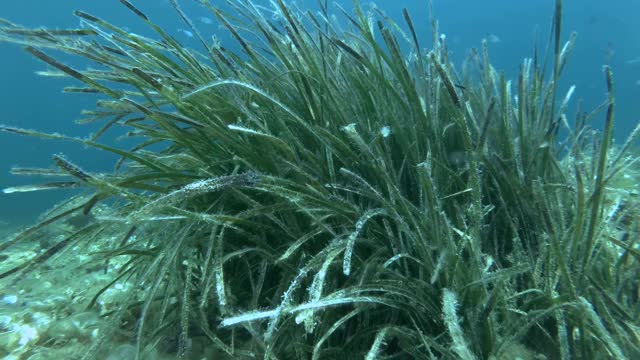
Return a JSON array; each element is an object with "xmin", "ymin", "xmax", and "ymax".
[{"xmin": 1, "ymin": 0, "xmax": 639, "ymax": 358}]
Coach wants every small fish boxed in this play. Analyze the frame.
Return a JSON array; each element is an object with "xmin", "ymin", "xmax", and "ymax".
[
  {"xmin": 199, "ymin": 16, "xmax": 213, "ymax": 25},
  {"xmin": 487, "ymin": 34, "xmax": 501, "ymax": 44},
  {"xmin": 604, "ymin": 41, "xmax": 615, "ymax": 64},
  {"xmin": 626, "ymin": 57, "xmax": 640, "ymax": 65},
  {"xmin": 447, "ymin": 151, "xmax": 468, "ymax": 170},
  {"xmin": 177, "ymin": 28, "xmax": 193, "ymax": 37}
]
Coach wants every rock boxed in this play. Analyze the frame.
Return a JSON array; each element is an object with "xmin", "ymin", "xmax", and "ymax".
[{"xmin": 43, "ymin": 311, "xmax": 101, "ymax": 343}]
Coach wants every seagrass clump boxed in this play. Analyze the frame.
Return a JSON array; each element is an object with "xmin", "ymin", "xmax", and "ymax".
[{"xmin": 1, "ymin": 0, "xmax": 638, "ymax": 358}]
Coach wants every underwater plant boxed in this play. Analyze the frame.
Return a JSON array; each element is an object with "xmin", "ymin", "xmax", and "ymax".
[{"xmin": 0, "ymin": 0, "xmax": 639, "ymax": 358}]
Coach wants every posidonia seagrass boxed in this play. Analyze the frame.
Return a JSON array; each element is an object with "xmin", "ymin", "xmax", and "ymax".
[{"xmin": 1, "ymin": 0, "xmax": 638, "ymax": 358}]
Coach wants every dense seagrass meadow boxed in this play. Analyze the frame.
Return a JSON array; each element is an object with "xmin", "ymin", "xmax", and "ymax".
[{"xmin": 0, "ymin": 0, "xmax": 639, "ymax": 359}]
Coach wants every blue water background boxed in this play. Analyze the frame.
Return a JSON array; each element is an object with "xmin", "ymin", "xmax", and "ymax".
[{"xmin": 0, "ymin": 0, "xmax": 638, "ymax": 224}]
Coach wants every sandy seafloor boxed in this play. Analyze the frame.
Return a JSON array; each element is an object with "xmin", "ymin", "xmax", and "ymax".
[
  {"xmin": 0, "ymin": 222, "xmax": 126, "ymax": 359},
  {"xmin": 0, "ymin": 201, "xmax": 187, "ymax": 360},
  {"xmin": 0, "ymin": 195, "xmax": 234, "ymax": 360}
]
